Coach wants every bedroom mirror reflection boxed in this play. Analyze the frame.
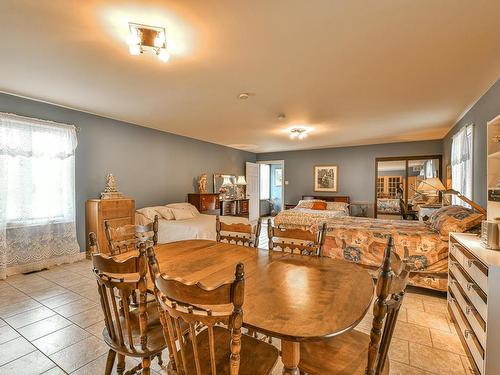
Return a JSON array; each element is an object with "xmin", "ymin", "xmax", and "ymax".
[{"xmin": 375, "ymin": 156, "xmax": 442, "ymax": 219}]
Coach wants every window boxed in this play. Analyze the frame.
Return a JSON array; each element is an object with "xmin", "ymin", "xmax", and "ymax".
[
  {"xmin": 451, "ymin": 124, "xmax": 473, "ymax": 207},
  {"xmin": 259, "ymin": 164, "xmax": 270, "ymax": 200},
  {"xmin": 0, "ymin": 114, "xmax": 77, "ymax": 225}
]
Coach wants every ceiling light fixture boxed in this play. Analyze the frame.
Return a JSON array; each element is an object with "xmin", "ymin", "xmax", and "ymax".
[
  {"xmin": 289, "ymin": 127, "xmax": 308, "ymax": 140},
  {"xmin": 127, "ymin": 22, "xmax": 170, "ymax": 63}
]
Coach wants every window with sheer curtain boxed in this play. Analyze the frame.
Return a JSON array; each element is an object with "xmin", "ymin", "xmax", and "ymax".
[
  {"xmin": 0, "ymin": 113, "xmax": 80, "ymax": 279},
  {"xmin": 260, "ymin": 164, "xmax": 270, "ymax": 200},
  {"xmin": 451, "ymin": 124, "xmax": 473, "ymax": 207}
]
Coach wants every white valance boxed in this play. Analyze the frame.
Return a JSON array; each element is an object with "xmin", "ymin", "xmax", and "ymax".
[{"xmin": 0, "ymin": 112, "xmax": 77, "ymax": 159}]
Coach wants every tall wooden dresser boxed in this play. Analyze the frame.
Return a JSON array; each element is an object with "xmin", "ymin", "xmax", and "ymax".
[
  {"xmin": 448, "ymin": 233, "xmax": 500, "ymax": 375},
  {"xmin": 85, "ymin": 198, "xmax": 135, "ymax": 258}
]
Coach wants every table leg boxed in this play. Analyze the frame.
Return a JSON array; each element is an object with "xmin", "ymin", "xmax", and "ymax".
[{"xmin": 281, "ymin": 340, "xmax": 300, "ymax": 375}]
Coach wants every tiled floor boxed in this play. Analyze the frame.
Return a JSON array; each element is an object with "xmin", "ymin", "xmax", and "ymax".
[{"xmin": 0, "ymin": 256, "xmax": 473, "ymax": 375}]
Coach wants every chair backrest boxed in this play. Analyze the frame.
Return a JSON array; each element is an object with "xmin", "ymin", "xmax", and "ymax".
[
  {"xmin": 399, "ymin": 199, "xmax": 408, "ymax": 219},
  {"xmin": 267, "ymin": 219, "xmax": 327, "ymax": 256},
  {"xmin": 216, "ymin": 216, "xmax": 262, "ymax": 248},
  {"xmin": 366, "ymin": 236, "xmax": 410, "ymax": 375},
  {"xmin": 92, "ymin": 241, "xmax": 150, "ymax": 352},
  {"xmin": 105, "ymin": 215, "xmax": 159, "ymax": 255},
  {"xmin": 150, "ymin": 245, "xmax": 245, "ymax": 375}
]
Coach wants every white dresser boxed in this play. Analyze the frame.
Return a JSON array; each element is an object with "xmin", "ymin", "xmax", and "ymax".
[{"xmin": 448, "ymin": 233, "xmax": 500, "ymax": 375}]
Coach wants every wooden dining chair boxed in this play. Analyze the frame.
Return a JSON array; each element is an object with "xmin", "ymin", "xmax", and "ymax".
[
  {"xmin": 148, "ymin": 247, "xmax": 279, "ymax": 375},
  {"xmin": 267, "ymin": 219, "xmax": 327, "ymax": 256},
  {"xmin": 92, "ymin": 241, "xmax": 166, "ymax": 375},
  {"xmin": 104, "ymin": 215, "xmax": 159, "ymax": 256},
  {"xmin": 216, "ymin": 216, "xmax": 262, "ymax": 248},
  {"xmin": 298, "ymin": 236, "xmax": 410, "ymax": 375}
]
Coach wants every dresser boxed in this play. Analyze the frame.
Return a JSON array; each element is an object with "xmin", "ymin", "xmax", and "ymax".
[
  {"xmin": 448, "ymin": 233, "xmax": 500, "ymax": 375},
  {"xmin": 220, "ymin": 199, "xmax": 249, "ymax": 217},
  {"xmin": 187, "ymin": 193, "xmax": 220, "ymax": 215},
  {"xmin": 85, "ymin": 198, "xmax": 135, "ymax": 258}
]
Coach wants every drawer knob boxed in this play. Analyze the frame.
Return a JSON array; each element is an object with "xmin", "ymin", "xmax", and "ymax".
[
  {"xmin": 466, "ymin": 282, "xmax": 477, "ymax": 292},
  {"xmin": 465, "ymin": 305, "xmax": 476, "ymax": 315},
  {"xmin": 450, "ymin": 261, "xmax": 458, "ymax": 267},
  {"xmin": 448, "ymin": 297, "xmax": 456, "ymax": 304},
  {"xmin": 467, "ymin": 259, "xmax": 478, "ymax": 268},
  {"xmin": 464, "ymin": 329, "xmax": 474, "ymax": 339}
]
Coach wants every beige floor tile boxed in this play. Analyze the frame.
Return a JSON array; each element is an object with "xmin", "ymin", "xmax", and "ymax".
[
  {"xmin": 70, "ymin": 352, "xmax": 140, "ymax": 375},
  {"xmin": 5, "ymin": 305, "xmax": 56, "ymax": 329},
  {"xmin": 0, "ymin": 297, "xmax": 42, "ymax": 318},
  {"xmin": 41, "ymin": 291, "xmax": 84, "ymax": 309},
  {"xmin": 33, "ymin": 324, "xmax": 91, "ymax": 356},
  {"xmin": 389, "ymin": 360, "xmax": 434, "ymax": 375},
  {"xmin": 423, "ymin": 299, "xmax": 449, "ymax": 315},
  {"xmin": 409, "ymin": 342, "xmax": 465, "ymax": 375},
  {"xmin": 53, "ymin": 298, "xmax": 97, "ymax": 318},
  {"xmin": 27, "ymin": 286, "xmax": 68, "ymax": 301},
  {"xmin": 402, "ymin": 295, "xmax": 425, "ymax": 311},
  {"xmin": 49, "ymin": 335, "xmax": 108, "ymax": 373},
  {"xmin": 0, "ymin": 319, "xmax": 6, "ymax": 327},
  {"xmin": 0, "ymin": 336, "xmax": 36, "ymax": 366},
  {"xmin": 42, "ymin": 366, "xmax": 67, "ymax": 374},
  {"xmin": 53, "ymin": 275, "xmax": 91, "ymax": 289},
  {"xmin": 389, "ymin": 338, "xmax": 409, "ymax": 365},
  {"xmin": 407, "ymin": 309, "xmax": 451, "ymax": 332},
  {"xmin": 0, "ymin": 350, "xmax": 56, "ymax": 374},
  {"xmin": 68, "ymin": 305, "xmax": 103, "ymax": 328},
  {"xmin": 0, "ymin": 324, "xmax": 20, "ymax": 345},
  {"xmin": 430, "ymin": 328, "xmax": 465, "ymax": 355},
  {"xmin": 393, "ymin": 321, "xmax": 432, "ymax": 346},
  {"xmin": 18, "ymin": 314, "xmax": 72, "ymax": 341},
  {"xmin": 85, "ymin": 321, "xmax": 105, "ymax": 338}
]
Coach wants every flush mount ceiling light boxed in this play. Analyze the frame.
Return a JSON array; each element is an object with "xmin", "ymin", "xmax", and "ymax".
[
  {"xmin": 127, "ymin": 22, "xmax": 170, "ymax": 62},
  {"xmin": 289, "ymin": 127, "xmax": 309, "ymax": 140}
]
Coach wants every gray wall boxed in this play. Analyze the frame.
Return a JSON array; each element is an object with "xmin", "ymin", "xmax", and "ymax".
[
  {"xmin": 257, "ymin": 140, "xmax": 443, "ymax": 216},
  {"xmin": 443, "ymin": 79, "xmax": 500, "ymax": 207},
  {"xmin": 0, "ymin": 93, "xmax": 255, "ymax": 250}
]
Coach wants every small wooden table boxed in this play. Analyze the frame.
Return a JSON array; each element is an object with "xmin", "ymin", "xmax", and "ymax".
[{"xmin": 155, "ymin": 240, "xmax": 374, "ymax": 374}]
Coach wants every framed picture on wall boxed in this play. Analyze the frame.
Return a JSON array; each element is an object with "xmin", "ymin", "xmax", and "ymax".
[
  {"xmin": 313, "ymin": 165, "xmax": 338, "ymax": 192},
  {"xmin": 274, "ymin": 168, "xmax": 282, "ymax": 186}
]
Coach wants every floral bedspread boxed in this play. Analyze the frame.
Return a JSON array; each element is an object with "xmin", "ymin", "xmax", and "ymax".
[
  {"xmin": 273, "ymin": 214, "xmax": 448, "ymax": 291},
  {"xmin": 274, "ymin": 207, "xmax": 348, "ymax": 227}
]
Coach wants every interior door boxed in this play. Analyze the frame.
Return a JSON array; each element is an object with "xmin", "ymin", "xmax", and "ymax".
[{"xmin": 246, "ymin": 162, "xmax": 260, "ymax": 222}]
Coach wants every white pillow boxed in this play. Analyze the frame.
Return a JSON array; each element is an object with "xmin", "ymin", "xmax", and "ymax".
[
  {"xmin": 136, "ymin": 207, "xmax": 159, "ymax": 221},
  {"xmin": 154, "ymin": 207, "xmax": 174, "ymax": 220},
  {"xmin": 165, "ymin": 203, "xmax": 200, "ymax": 215},
  {"xmin": 296, "ymin": 199, "xmax": 325, "ymax": 209},
  {"xmin": 171, "ymin": 208, "xmax": 196, "ymax": 220}
]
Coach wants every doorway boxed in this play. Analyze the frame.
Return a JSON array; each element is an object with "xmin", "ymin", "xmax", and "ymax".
[{"xmin": 257, "ymin": 160, "xmax": 285, "ymax": 217}]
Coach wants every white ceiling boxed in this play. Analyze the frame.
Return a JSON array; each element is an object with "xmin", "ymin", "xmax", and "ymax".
[{"xmin": 1, "ymin": 1, "xmax": 499, "ymax": 153}]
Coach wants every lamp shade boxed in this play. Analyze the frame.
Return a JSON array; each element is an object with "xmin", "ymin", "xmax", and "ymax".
[
  {"xmin": 417, "ymin": 178, "xmax": 446, "ymax": 192},
  {"xmin": 236, "ymin": 176, "xmax": 247, "ymax": 185},
  {"xmin": 221, "ymin": 176, "xmax": 233, "ymax": 187}
]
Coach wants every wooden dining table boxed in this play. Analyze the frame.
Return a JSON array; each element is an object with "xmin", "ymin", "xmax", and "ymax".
[{"xmin": 154, "ymin": 239, "xmax": 375, "ymax": 375}]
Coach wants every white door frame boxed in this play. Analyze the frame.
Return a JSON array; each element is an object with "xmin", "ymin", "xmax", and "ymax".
[{"xmin": 257, "ymin": 160, "xmax": 285, "ymax": 212}]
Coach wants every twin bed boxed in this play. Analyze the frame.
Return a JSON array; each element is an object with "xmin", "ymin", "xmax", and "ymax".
[{"xmin": 276, "ymin": 196, "xmax": 483, "ymax": 291}]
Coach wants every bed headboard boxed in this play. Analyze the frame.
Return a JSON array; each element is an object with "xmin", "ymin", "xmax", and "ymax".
[{"xmin": 301, "ymin": 195, "xmax": 350, "ymax": 204}]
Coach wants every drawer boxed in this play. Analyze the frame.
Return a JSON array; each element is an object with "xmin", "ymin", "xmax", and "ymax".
[
  {"xmin": 449, "ymin": 276, "xmax": 486, "ymax": 348},
  {"xmin": 450, "ymin": 243, "xmax": 488, "ymax": 293},
  {"xmin": 449, "ymin": 292, "xmax": 484, "ymax": 375},
  {"xmin": 449, "ymin": 256, "xmax": 487, "ymax": 321}
]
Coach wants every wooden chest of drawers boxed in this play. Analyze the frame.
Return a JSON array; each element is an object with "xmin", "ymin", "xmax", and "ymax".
[
  {"xmin": 448, "ymin": 233, "xmax": 500, "ymax": 375},
  {"xmin": 187, "ymin": 193, "xmax": 220, "ymax": 214},
  {"xmin": 85, "ymin": 198, "xmax": 135, "ymax": 258}
]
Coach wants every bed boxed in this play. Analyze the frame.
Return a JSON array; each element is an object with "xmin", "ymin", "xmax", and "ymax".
[
  {"xmin": 274, "ymin": 205, "xmax": 484, "ymax": 291},
  {"xmin": 277, "ymin": 196, "xmax": 350, "ymax": 227},
  {"xmin": 377, "ymin": 198, "xmax": 400, "ymax": 214}
]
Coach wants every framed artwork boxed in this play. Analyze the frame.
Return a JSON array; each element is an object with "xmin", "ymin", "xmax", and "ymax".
[
  {"xmin": 274, "ymin": 168, "xmax": 282, "ymax": 186},
  {"xmin": 314, "ymin": 165, "xmax": 338, "ymax": 192}
]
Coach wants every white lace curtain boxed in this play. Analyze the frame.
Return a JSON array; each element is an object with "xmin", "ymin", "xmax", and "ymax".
[
  {"xmin": 451, "ymin": 124, "xmax": 473, "ymax": 207},
  {"xmin": 0, "ymin": 113, "xmax": 80, "ymax": 279}
]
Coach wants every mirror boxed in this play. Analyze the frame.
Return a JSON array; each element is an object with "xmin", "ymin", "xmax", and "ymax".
[
  {"xmin": 213, "ymin": 174, "xmax": 237, "ymax": 200},
  {"xmin": 375, "ymin": 156, "xmax": 442, "ymax": 219}
]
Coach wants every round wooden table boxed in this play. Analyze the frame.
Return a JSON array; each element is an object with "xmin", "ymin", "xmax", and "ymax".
[{"xmin": 155, "ymin": 239, "xmax": 374, "ymax": 375}]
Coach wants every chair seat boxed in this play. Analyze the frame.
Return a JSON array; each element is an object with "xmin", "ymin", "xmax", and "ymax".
[
  {"xmin": 299, "ymin": 329, "xmax": 389, "ymax": 375},
  {"xmin": 176, "ymin": 326, "xmax": 279, "ymax": 375},
  {"xmin": 102, "ymin": 302, "xmax": 167, "ymax": 357}
]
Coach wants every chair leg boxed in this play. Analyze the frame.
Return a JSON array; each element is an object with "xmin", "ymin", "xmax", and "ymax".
[
  {"xmin": 117, "ymin": 353, "xmax": 125, "ymax": 375},
  {"xmin": 142, "ymin": 356, "xmax": 151, "ymax": 375},
  {"xmin": 157, "ymin": 352, "xmax": 163, "ymax": 366},
  {"xmin": 104, "ymin": 349, "xmax": 116, "ymax": 375}
]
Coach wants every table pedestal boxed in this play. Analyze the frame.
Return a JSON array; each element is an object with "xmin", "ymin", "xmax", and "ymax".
[{"xmin": 281, "ymin": 340, "xmax": 300, "ymax": 375}]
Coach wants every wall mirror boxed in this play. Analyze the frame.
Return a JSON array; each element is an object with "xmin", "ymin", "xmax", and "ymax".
[{"xmin": 375, "ymin": 155, "xmax": 442, "ymax": 219}]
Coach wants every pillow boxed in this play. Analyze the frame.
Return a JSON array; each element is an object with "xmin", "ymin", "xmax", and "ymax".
[
  {"xmin": 296, "ymin": 199, "xmax": 326, "ymax": 209},
  {"xmin": 326, "ymin": 202, "xmax": 349, "ymax": 213},
  {"xmin": 171, "ymin": 207, "xmax": 196, "ymax": 220},
  {"xmin": 165, "ymin": 203, "xmax": 200, "ymax": 215},
  {"xmin": 154, "ymin": 207, "xmax": 174, "ymax": 220},
  {"xmin": 428, "ymin": 205, "xmax": 484, "ymax": 238},
  {"xmin": 311, "ymin": 201, "xmax": 327, "ymax": 210},
  {"xmin": 136, "ymin": 207, "xmax": 160, "ymax": 221}
]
